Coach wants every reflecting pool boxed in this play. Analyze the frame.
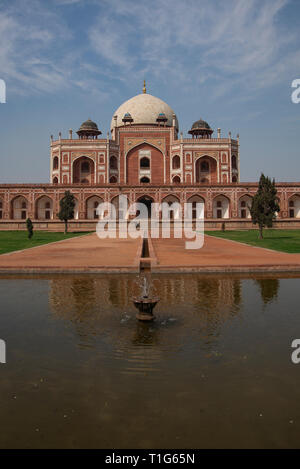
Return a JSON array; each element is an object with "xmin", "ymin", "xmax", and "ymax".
[{"xmin": 0, "ymin": 274, "xmax": 300, "ymax": 448}]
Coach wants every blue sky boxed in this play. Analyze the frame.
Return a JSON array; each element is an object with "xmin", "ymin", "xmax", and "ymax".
[{"xmin": 0, "ymin": 0, "xmax": 299, "ymax": 183}]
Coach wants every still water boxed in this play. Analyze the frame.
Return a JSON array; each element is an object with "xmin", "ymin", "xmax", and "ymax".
[{"xmin": 0, "ymin": 274, "xmax": 300, "ymax": 449}]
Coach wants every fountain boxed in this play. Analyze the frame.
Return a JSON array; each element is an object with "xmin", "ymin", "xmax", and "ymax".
[{"xmin": 133, "ymin": 276, "xmax": 160, "ymax": 322}]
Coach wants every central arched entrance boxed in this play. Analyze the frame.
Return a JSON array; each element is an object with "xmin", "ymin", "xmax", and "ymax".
[
  {"xmin": 137, "ymin": 196, "xmax": 153, "ymax": 219},
  {"xmin": 126, "ymin": 143, "xmax": 164, "ymax": 184}
]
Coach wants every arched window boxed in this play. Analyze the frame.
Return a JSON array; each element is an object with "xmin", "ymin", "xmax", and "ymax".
[
  {"xmin": 53, "ymin": 156, "xmax": 59, "ymax": 170},
  {"xmin": 173, "ymin": 176, "xmax": 181, "ymax": 184},
  {"xmin": 53, "ymin": 177, "xmax": 58, "ymax": 184},
  {"xmin": 217, "ymin": 201, "xmax": 222, "ymax": 208},
  {"xmin": 81, "ymin": 178, "xmax": 89, "ymax": 184},
  {"xmin": 232, "ymin": 155, "xmax": 237, "ymax": 170},
  {"xmin": 201, "ymin": 161, "xmax": 209, "ymax": 172},
  {"xmin": 172, "ymin": 156, "xmax": 180, "ymax": 170},
  {"xmin": 201, "ymin": 178, "xmax": 209, "ymax": 184},
  {"xmin": 110, "ymin": 156, "xmax": 118, "ymax": 170},
  {"xmin": 289, "ymin": 201, "xmax": 294, "ymax": 207},
  {"xmin": 232, "ymin": 176, "xmax": 237, "ymax": 183},
  {"xmin": 140, "ymin": 176, "xmax": 150, "ymax": 183},
  {"xmin": 238, "ymin": 196, "xmax": 252, "ymax": 219},
  {"xmin": 12, "ymin": 197, "xmax": 28, "ymax": 220},
  {"xmin": 36, "ymin": 196, "xmax": 53, "ymax": 220},
  {"xmin": 140, "ymin": 157, "xmax": 150, "ymax": 169},
  {"xmin": 110, "ymin": 176, "xmax": 117, "ymax": 183},
  {"xmin": 81, "ymin": 161, "xmax": 90, "ymax": 172}
]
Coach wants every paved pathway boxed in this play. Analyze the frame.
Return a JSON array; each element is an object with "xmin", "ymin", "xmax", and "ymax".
[
  {"xmin": 0, "ymin": 234, "xmax": 142, "ymax": 273},
  {"xmin": 151, "ymin": 235, "xmax": 300, "ymax": 273}
]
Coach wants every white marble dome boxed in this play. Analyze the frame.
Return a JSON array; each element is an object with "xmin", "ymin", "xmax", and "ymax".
[{"xmin": 111, "ymin": 93, "xmax": 179, "ymax": 130}]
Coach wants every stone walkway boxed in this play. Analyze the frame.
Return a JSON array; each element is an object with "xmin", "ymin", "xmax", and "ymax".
[
  {"xmin": 0, "ymin": 234, "xmax": 142, "ymax": 273},
  {"xmin": 1, "ymin": 232, "xmax": 300, "ymax": 273},
  {"xmin": 150, "ymin": 235, "xmax": 300, "ymax": 273}
]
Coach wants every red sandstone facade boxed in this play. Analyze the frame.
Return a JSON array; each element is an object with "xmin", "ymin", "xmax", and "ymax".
[{"xmin": 1, "ymin": 89, "xmax": 300, "ymax": 230}]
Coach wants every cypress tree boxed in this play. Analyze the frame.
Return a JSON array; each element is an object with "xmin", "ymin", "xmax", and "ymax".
[
  {"xmin": 250, "ymin": 174, "xmax": 280, "ymax": 239},
  {"xmin": 26, "ymin": 218, "xmax": 34, "ymax": 239},
  {"xmin": 58, "ymin": 191, "xmax": 76, "ymax": 234}
]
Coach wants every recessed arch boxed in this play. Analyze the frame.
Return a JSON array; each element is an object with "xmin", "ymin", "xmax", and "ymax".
[
  {"xmin": 111, "ymin": 195, "xmax": 130, "ymax": 220},
  {"xmin": 195, "ymin": 155, "xmax": 218, "ymax": 184},
  {"xmin": 125, "ymin": 140, "xmax": 164, "ymax": 157},
  {"xmin": 72, "ymin": 156, "xmax": 95, "ymax": 184},
  {"xmin": 213, "ymin": 194, "xmax": 230, "ymax": 219},
  {"xmin": 162, "ymin": 194, "xmax": 181, "ymax": 220},
  {"xmin": 53, "ymin": 156, "xmax": 59, "ymax": 170},
  {"xmin": 85, "ymin": 195, "xmax": 104, "ymax": 219},
  {"xmin": 172, "ymin": 175, "xmax": 181, "ymax": 184},
  {"xmin": 238, "ymin": 195, "xmax": 253, "ymax": 219},
  {"xmin": 136, "ymin": 195, "xmax": 154, "ymax": 219},
  {"xmin": 288, "ymin": 194, "xmax": 300, "ymax": 218},
  {"xmin": 162, "ymin": 194, "xmax": 180, "ymax": 204},
  {"xmin": 187, "ymin": 195, "xmax": 205, "ymax": 219},
  {"xmin": 110, "ymin": 155, "xmax": 118, "ymax": 170},
  {"xmin": 11, "ymin": 195, "xmax": 29, "ymax": 220},
  {"xmin": 187, "ymin": 194, "xmax": 206, "ymax": 204},
  {"xmin": 35, "ymin": 195, "xmax": 54, "ymax": 220},
  {"xmin": 172, "ymin": 155, "xmax": 180, "ymax": 170},
  {"xmin": 232, "ymin": 155, "xmax": 237, "ymax": 170},
  {"xmin": 126, "ymin": 143, "xmax": 164, "ymax": 185}
]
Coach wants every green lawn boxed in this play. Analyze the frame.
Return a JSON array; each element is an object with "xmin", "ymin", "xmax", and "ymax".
[
  {"xmin": 0, "ymin": 231, "xmax": 91, "ymax": 255},
  {"xmin": 206, "ymin": 229, "xmax": 300, "ymax": 253}
]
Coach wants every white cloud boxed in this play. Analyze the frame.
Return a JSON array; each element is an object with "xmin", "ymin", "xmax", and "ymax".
[
  {"xmin": 0, "ymin": 0, "xmax": 298, "ymax": 99},
  {"xmin": 54, "ymin": 0, "xmax": 83, "ymax": 4},
  {"xmin": 0, "ymin": 0, "xmax": 101, "ymax": 97},
  {"xmin": 89, "ymin": 0, "xmax": 298, "ymax": 96}
]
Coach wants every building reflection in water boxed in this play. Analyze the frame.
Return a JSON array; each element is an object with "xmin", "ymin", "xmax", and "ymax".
[
  {"xmin": 49, "ymin": 275, "xmax": 242, "ymax": 349},
  {"xmin": 254, "ymin": 278, "xmax": 280, "ymax": 305}
]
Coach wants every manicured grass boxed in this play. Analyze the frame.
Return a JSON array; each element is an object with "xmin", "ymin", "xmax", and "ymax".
[
  {"xmin": 0, "ymin": 231, "xmax": 91, "ymax": 255},
  {"xmin": 206, "ymin": 229, "xmax": 300, "ymax": 253}
]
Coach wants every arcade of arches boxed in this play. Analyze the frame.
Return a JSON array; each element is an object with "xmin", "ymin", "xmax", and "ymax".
[{"xmin": 3, "ymin": 192, "xmax": 300, "ymax": 221}]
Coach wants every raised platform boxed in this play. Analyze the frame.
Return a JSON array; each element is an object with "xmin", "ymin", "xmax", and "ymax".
[{"xmin": 1, "ymin": 232, "xmax": 300, "ymax": 274}]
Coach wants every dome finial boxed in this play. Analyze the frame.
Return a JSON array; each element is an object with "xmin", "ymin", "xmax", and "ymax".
[{"xmin": 143, "ymin": 79, "xmax": 146, "ymax": 94}]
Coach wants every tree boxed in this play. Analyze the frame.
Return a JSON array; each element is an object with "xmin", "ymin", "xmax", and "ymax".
[
  {"xmin": 58, "ymin": 191, "xmax": 76, "ymax": 234},
  {"xmin": 250, "ymin": 174, "xmax": 280, "ymax": 239},
  {"xmin": 26, "ymin": 218, "xmax": 34, "ymax": 239}
]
